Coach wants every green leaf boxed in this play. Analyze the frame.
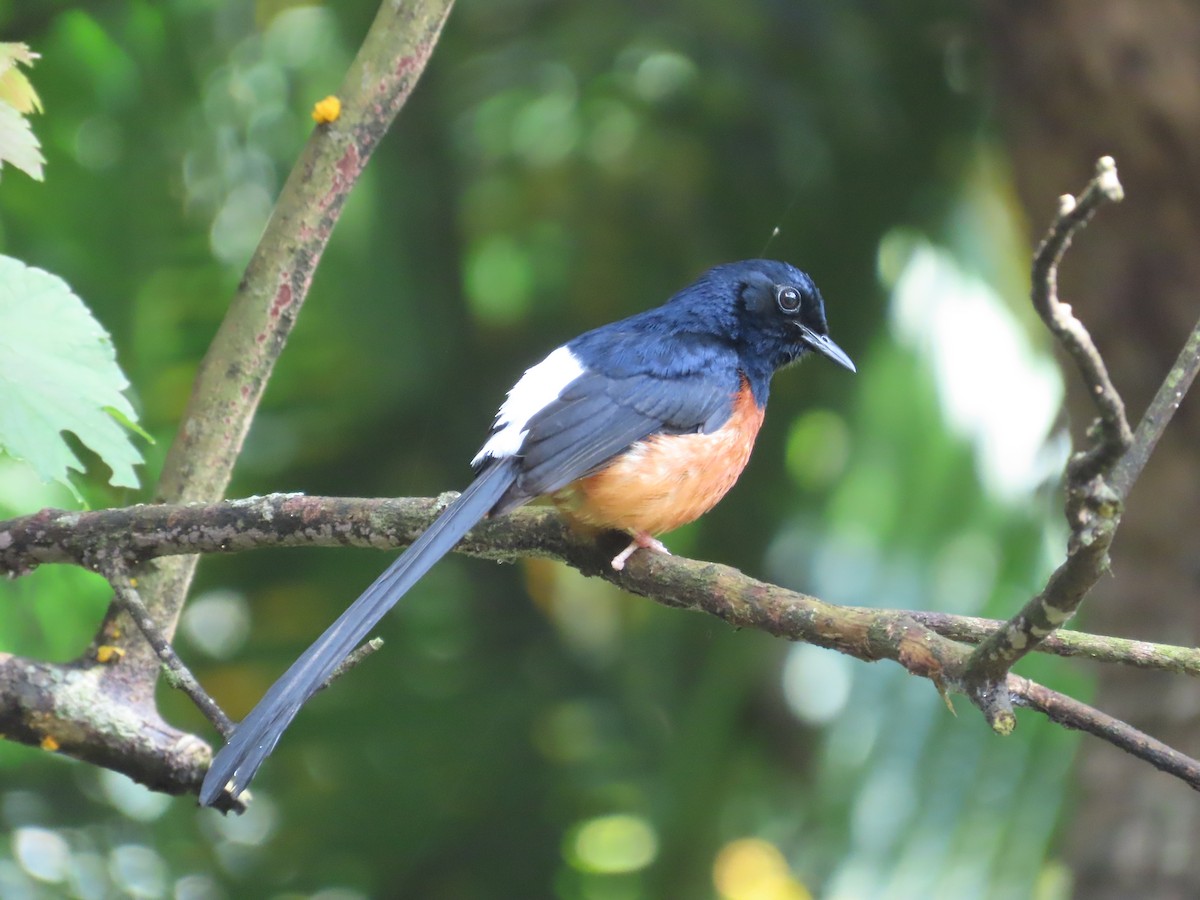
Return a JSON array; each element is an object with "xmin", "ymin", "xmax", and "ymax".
[{"xmin": 0, "ymin": 255, "xmax": 144, "ymax": 499}]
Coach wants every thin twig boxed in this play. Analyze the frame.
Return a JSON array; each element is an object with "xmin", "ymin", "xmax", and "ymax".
[
  {"xmin": 909, "ymin": 611, "xmax": 1200, "ymax": 676},
  {"xmin": 323, "ymin": 638, "xmax": 384, "ymax": 691},
  {"xmin": 1111, "ymin": 310, "xmax": 1200, "ymax": 499},
  {"xmin": 101, "ymin": 558, "xmax": 235, "ymax": 738},
  {"xmin": 1011, "ymin": 676, "xmax": 1200, "ymax": 791},
  {"xmin": 1030, "ymin": 155, "xmax": 1132, "ymax": 480}
]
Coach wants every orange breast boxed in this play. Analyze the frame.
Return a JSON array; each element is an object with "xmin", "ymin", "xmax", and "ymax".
[{"xmin": 555, "ymin": 381, "xmax": 765, "ymax": 536}]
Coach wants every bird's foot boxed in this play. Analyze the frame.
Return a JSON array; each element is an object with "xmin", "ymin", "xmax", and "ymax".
[{"xmin": 611, "ymin": 533, "xmax": 670, "ymax": 570}]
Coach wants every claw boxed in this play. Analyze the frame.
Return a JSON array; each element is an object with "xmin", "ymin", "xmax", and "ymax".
[{"xmin": 610, "ymin": 532, "xmax": 671, "ymax": 570}]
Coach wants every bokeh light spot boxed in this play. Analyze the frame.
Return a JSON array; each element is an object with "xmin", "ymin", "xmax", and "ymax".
[
  {"xmin": 785, "ymin": 409, "xmax": 850, "ymax": 490},
  {"xmin": 13, "ymin": 827, "xmax": 70, "ymax": 883},
  {"xmin": 74, "ymin": 116, "xmax": 123, "ymax": 170},
  {"xmin": 511, "ymin": 88, "xmax": 580, "ymax": 166},
  {"xmin": 533, "ymin": 701, "xmax": 601, "ymax": 765},
  {"xmin": 108, "ymin": 845, "xmax": 167, "ymax": 899},
  {"xmin": 586, "ymin": 99, "xmax": 638, "ymax": 167},
  {"xmin": 464, "ymin": 235, "xmax": 534, "ymax": 326},
  {"xmin": 180, "ymin": 589, "xmax": 251, "ymax": 659},
  {"xmin": 887, "ymin": 236, "xmax": 1065, "ymax": 500},
  {"xmin": 209, "ymin": 182, "xmax": 273, "ymax": 265},
  {"xmin": 781, "ymin": 644, "xmax": 853, "ymax": 725},
  {"xmin": 98, "ymin": 771, "xmax": 171, "ymax": 823},
  {"xmin": 713, "ymin": 837, "xmax": 811, "ymax": 900},
  {"xmin": 634, "ymin": 51, "xmax": 697, "ymax": 101},
  {"xmin": 566, "ymin": 814, "xmax": 658, "ymax": 874}
]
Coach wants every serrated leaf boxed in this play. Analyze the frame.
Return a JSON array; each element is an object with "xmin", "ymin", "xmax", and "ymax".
[
  {"xmin": 0, "ymin": 43, "xmax": 38, "ymax": 74},
  {"xmin": 0, "ymin": 255, "xmax": 145, "ymax": 499},
  {"xmin": 0, "ymin": 101, "xmax": 44, "ymax": 181},
  {"xmin": 0, "ymin": 44, "xmax": 42, "ymax": 180},
  {"xmin": 0, "ymin": 67, "xmax": 41, "ymax": 115}
]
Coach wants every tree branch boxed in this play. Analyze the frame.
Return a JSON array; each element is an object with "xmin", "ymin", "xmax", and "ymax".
[
  {"xmin": 101, "ymin": 558, "xmax": 234, "ymax": 739},
  {"xmin": 1110, "ymin": 309, "xmax": 1200, "ymax": 499},
  {"xmin": 6, "ymin": 493, "xmax": 1200, "ymax": 795},
  {"xmin": 1031, "ymin": 156, "xmax": 1132, "ymax": 480},
  {"xmin": 0, "ymin": 650, "xmax": 228, "ymax": 804},
  {"xmin": 964, "ymin": 158, "xmax": 1136, "ymax": 720},
  {"xmin": 909, "ymin": 610, "xmax": 1200, "ymax": 676},
  {"xmin": 1011, "ymin": 677, "xmax": 1200, "ymax": 790},
  {"xmin": 5, "ymin": 495, "xmax": 1200, "ymax": 676}
]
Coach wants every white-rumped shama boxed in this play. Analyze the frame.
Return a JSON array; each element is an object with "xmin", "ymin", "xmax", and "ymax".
[{"xmin": 200, "ymin": 258, "xmax": 854, "ymax": 807}]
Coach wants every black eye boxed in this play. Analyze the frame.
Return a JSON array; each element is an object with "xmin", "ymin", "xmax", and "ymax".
[{"xmin": 775, "ymin": 285, "xmax": 802, "ymax": 314}]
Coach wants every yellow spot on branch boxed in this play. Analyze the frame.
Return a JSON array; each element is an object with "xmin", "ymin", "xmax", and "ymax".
[
  {"xmin": 40, "ymin": 735, "xmax": 59, "ymax": 752},
  {"xmin": 992, "ymin": 710, "xmax": 1016, "ymax": 736},
  {"xmin": 96, "ymin": 645, "xmax": 125, "ymax": 664},
  {"xmin": 312, "ymin": 95, "xmax": 341, "ymax": 124}
]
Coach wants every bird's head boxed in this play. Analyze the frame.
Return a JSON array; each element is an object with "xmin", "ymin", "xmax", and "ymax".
[{"xmin": 712, "ymin": 259, "xmax": 855, "ymax": 376}]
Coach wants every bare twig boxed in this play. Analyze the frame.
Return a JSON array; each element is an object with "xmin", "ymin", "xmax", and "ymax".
[
  {"xmin": 1030, "ymin": 155, "xmax": 1132, "ymax": 480},
  {"xmin": 909, "ymin": 610, "xmax": 1200, "ymax": 676},
  {"xmin": 324, "ymin": 638, "xmax": 385, "ymax": 691},
  {"xmin": 101, "ymin": 558, "xmax": 234, "ymax": 738},
  {"xmin": 964, "ymin": 158, "xmax": 1131, "ymax": 718},
  {"xmin": 1111, "ymin": 311, "xmax": 1200, "ymax": 498},
  {"xmin": 1012, "ymin": 676, "xmax": 1200, "ymax": 791}
]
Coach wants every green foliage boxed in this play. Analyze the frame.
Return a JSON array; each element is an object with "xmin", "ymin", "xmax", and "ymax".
[{"xmin": 0, "ymin": 255, "xmax": 145, "ymax": 499}]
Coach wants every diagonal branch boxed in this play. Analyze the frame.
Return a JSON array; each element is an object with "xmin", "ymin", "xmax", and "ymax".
[
  {"xmin": 98, "ymin": 0, "xmax": 456, "ymax": 683},
  {"xmin": 100, "ymin": 558, "xmax": 234, "ymax": 739},
  {"xmin": 1010, "ymin": 676, "xmax": 1200, "ymax": 790},
  {"xmin": 1110, "ymin": 310, "xmax": 1200, "ymax": 499}
]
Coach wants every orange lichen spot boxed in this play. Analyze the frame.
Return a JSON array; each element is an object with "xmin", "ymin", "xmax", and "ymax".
[
  {"xmin": 312, "ymin": 95, "xmax": 341, "ymax": 124},
  {"xmin": 96, "ymin": 645, "xmax": 125, "ymax": 664},
  {"xmin": 129, "ymin": 577, "xmax": 138, "ymax": 588},
  {"xmin": 40, "ymin": 735, "xmax": 60, "ymax": 752}
]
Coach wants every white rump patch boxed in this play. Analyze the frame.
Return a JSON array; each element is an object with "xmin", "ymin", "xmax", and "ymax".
[{"xmin": 471, "ymin": 345, "xmax": 585, "ymax": 466}]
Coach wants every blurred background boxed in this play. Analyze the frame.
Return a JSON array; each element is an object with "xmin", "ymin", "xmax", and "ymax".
[{"xmin": 1, "ymin": 1, "xmax": 1198, "ymax": 898}]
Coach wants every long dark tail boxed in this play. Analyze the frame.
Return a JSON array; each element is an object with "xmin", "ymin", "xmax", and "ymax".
[{"xmin": 199, "ymin": 460, "xmax": 518, "ymax": 807}]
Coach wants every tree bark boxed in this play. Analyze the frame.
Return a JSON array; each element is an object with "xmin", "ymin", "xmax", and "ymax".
[{"xmin": 984, "ymin": 2, "xmax": 1200, "ymax": 894}]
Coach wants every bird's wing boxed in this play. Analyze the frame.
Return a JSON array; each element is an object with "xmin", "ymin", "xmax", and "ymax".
[{"xmin": 496, "ymin": 363, "xmax": 741, "ymax": 512}]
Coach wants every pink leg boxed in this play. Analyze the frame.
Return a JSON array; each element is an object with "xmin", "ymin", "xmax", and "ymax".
[{"xmin": 611, "ymin": 532, "xmax": 671, "ymax": 570}]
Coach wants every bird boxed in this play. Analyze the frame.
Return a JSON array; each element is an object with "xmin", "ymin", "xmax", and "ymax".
[{"xmin": 199, "ymin": 258, "xmax": 854, "ymax": 807}]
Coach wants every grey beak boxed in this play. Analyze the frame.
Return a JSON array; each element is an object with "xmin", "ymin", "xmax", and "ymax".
[{"xmin": 799, "ymin": 326, "xmax": 856, "ymax": 373}]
